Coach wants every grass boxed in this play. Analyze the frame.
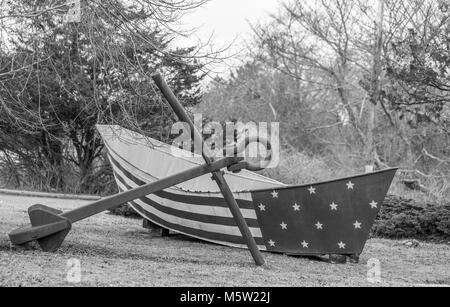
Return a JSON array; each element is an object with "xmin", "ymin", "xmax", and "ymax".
[{"xmin": 0, "ymin": 193, "xmax": 449, "ymax": 287}]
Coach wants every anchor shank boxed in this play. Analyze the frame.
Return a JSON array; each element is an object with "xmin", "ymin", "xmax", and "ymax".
[
  {"xmin": 152, "ymin": 73, "xmax": 265, "ymax": 266},
  {"xmin": 62, "ymin": 157, "xmax": 241, "ymax": 223}
]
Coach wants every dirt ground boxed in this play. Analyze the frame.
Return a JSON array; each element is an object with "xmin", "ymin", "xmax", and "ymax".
[{"xmin": 0, "ymin": 193, "xmax": 449, "ymax": 287}]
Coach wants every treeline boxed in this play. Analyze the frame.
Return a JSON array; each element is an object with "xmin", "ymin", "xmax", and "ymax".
[
  {"xmin": 200, "ymin": 0, "xmax": 450, "ymax": 202},
  {"xmin": 0, "ymin": 0, "xmax": 448, "ymax": 202},
  {"xmin": 0, "ymin": 0, "xmax": 207, "ymax": 194}
]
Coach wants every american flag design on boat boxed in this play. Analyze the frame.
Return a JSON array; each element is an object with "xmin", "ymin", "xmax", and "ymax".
[{"xmin": 97, "ymin": 125, "xmax": 397, "ymax": 255}]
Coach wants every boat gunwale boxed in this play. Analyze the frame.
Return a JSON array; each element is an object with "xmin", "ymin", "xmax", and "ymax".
[
  {"xmin": 98, "ymin": 126, "xmax": 398, "ymax": 196},
  {"xmin": 251, "ymin": 168, "xmax": 399, "ymax": 193},
  {"xmin": 98, "ymin": 125, "xmax": 285, "ymax": 189}
]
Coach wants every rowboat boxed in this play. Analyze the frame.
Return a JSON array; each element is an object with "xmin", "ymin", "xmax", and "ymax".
[
  {"xmin": 9, "ymin": 74, "xmax": 397, "ymax": 265},
  {"xmin": 97, "ymin": 125, "xmax": 397, "ymax": 256}
]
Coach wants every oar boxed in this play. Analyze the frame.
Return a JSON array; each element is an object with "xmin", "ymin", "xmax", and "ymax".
[{"xmin": 152, "ymin": 73, "xmax": 266, "ymax": 266}]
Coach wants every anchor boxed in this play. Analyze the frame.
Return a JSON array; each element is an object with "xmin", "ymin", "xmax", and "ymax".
[{"xmin": 9, "ymin": 73, "xmax": 269, "ymax": 266}]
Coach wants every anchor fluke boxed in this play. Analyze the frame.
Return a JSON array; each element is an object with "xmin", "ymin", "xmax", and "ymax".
[{"xmin": 9, "ymin": 204, "xmax": 72, "ymax": 252}]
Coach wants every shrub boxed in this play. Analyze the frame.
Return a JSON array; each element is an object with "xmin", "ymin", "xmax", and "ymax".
[{"xmin": 373, "ymin": 195, "xmax": 450, "ymax": 242}]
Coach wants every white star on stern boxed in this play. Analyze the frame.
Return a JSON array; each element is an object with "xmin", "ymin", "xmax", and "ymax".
[
  {"xmin": 268, "ymin": 240, "xmax": 276, "ymax": 247},
  {"xmin": 315, "ymin": 222, "xmax": 323, "ymax": 230},
  {"xmin": 280, "ymin": 222, "xmax": 288, "ymax": 230},
  {"xmin": 369, "ymin": 200, "xmax": 378, "ymax": 209},
  {"xmin": 338, "ymin": 241, "xmax": 346, "ymax": 249},
  {"xmin": 308, "ymin": 186, "xmax": 316, "ymax": 194},
  {"xmin": 330, "ymin": 202, "xmax": 339, "ymax": 211},
  {"xmin": 293, "ymin": 203, "xmax": 301, "ymax": 211},
  {"xmin": 354, "ymin": 221, "xmax": 362, "ymax": 229},
  {"xmin": 259, "ymin": 204, "xmax": 266, "ymax": 212},
  {"xmin": 271, "ymin": 191, "xmax": 279, "ymax": 198},
  {"xmin": 301, "ymin": 241, "xmax": 309, "ymax": 249},
  {"xmin": 346, "ymin": 181, "xmax": 355, "ymax": 190}
]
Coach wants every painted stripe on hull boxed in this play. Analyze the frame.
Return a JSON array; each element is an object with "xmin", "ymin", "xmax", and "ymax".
[
  {"xmin": 107, "ymin": 147, "xmax": 253, "ymax": 205},
  {"xmin": 108, "ymin": 154, "xmax": 257, "ymax": 220},
  {"xmin": 112, "ymin": 164, "xmax": 257, "ymax": 220},
  {"xmin": 121, "ymin": 193, "xmax": 265, "ymax": 246},
  {"xmin": 129, "ymin": 201, "xmax": 267, "ymax": 250},
  {"xmin": 128, "ymin": 196, "xmax": 262, "ymax": 240},
  {"xmin": 114, "ymin": 170, "xmax": 260, "ymax": 228},
  {"xmin": 108, "ymin": 150, "xmax": 255, "ymax": 209}
]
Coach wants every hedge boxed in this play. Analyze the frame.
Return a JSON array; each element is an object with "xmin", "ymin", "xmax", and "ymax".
[{"xmin": 372, "ymin": 195, "xmax": 450, "ymax": 242}]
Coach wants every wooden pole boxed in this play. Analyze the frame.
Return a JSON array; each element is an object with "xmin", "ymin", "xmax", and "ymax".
[
  {"xmin": 152, "ymin": 73, "xmax": 266, "ymax": 266},
  {"xmin": 367, "ymin": 0, "xmax": 385, "ymax": 169},
  {"xmin": 63, "ymin": 157, "xmax": 240, "ymax": 223}
]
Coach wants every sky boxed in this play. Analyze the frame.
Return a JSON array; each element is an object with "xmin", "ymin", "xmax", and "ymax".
[
  {"xmin": 179, "ymin": 0, "xmax": 281, "ymax": 45},
  {"xmin": 176, "ymin": 0, "xmax": 282, "ymax": 72}
]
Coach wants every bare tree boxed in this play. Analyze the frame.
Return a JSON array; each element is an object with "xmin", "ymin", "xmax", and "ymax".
[
  {"xmin": 0, "ymin": 0, "xmax": 220, "ymax": 193},
  {"xmin": 250, "ymin": 1, "xmax": 385, "ymax": 164}
]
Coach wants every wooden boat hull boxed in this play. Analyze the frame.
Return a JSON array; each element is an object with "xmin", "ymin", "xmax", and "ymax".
[
  {"xmin": 98, "ymin": 125, "xmax": 397, "ymax": 255},
  {"xmin": 251, "ymin": 169, "xmax": 396, "ymax": 255}
]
